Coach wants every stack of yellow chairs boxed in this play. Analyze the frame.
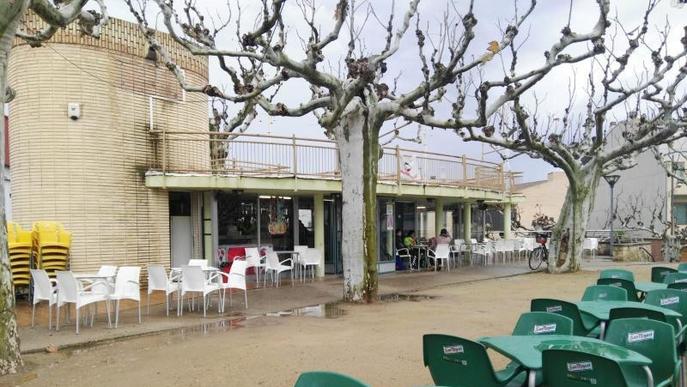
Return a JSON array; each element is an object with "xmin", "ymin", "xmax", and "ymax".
[
  {"xmin": 7, "ymin": 222, "xmax": 32, "ymax": 288},
  {"xmin": 32, "ymin": 221, "xmax": 71, "ymax": 279}
]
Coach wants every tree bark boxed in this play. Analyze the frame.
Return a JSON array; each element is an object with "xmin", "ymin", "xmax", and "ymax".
[
  {"xmin": 0, "ymin": 0, "xmax": 28, "ymax": 376},
  {"xmin": 548, "ymin": 168, "xmax": 601, "ymax": 273},
  {"xmin": 335, "ymin": 101, "xmax": 379, "ymax": 302}
]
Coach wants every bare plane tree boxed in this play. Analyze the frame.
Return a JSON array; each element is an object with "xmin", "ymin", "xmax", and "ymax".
[
  {"xmin": 0, "ymin": 0, "xmax": 108, "ymax": 375},
  {"xmin": 404, "ymin": 0, "xmax": 687, "ymax": 273},
  {"xmin": 126, "ymin": 0, "xmax": 614, "ymax": 301}
]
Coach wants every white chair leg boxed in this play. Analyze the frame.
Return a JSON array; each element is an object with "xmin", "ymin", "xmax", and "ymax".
[
  {"xmin": 105, "ymin": 300, "xmax": 111, "ymax": 328},
  {"xmin": 56, "ymin": 304, "xmax": 61, "ymax": 331},
  {"xmin": 76, "ymin": 307, "xmax": 80, "ymax": 335},
  {"xmin": 203, "ymin": 295, "xmax": 207, "ymax": 317},
  {"xmin": 48, "ymin": 304, "xmax": 52, "ymax": 330},
  {"xmin": 31, "ymin": 302, "xmax": 36, "ymax": 327},
  {"xmin": 138, "ymin": 301, "xmax": 142, "ymax": 324},
  {"xmin": 147, "ymin": 292, "xmax": 151, "ymax": 315},
  {"xmin": 165, "ymin": 294, "xmax": 169, "ymax": 317},
  {"xmin": 244, "ymin": 290, "xmax": 248, "ymax": 309}
]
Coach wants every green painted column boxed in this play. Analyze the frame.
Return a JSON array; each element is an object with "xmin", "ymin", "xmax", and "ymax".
[
  {"xmin": 314, "ymin": 193, "xmax": 325, "ymax": 277},
  {"xmin": 503, "ymin": 202, "xmax": 512, "ymax": 240},
  {"xmin": 435, "ymin": 198, "xmax": 445, "ymax": 236}
]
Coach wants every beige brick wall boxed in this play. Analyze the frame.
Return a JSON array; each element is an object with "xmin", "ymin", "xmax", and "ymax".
[
  {"xmin": 515, "ymin": 171, "xmax": 568, "ymax": 227},
  {"xmin": 8, "ymin": 18, "xmax": 209, "ymax": 273}
]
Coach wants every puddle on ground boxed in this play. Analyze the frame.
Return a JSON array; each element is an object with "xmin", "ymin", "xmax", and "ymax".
[
  {"xmin": 379, "ymin": 293, "xmax": 436, "ymax": 302},
  {"xmin": 265, "ymin": 303, "xmax": 346, "ymax": 319}
]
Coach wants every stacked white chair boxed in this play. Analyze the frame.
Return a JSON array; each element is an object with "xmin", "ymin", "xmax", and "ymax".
[
  {"xmin": 110, "ymin": 266, "xmax": 141, "ymax": 328},
  {"xmin": 147, "ymin": 265, "xmax": 179, "ymax": 316},
  {"xmin": 30, "ymin": 269, "xmax": 58, "ymax": 329},
  {"xmin": 218, "ymin": 259, "xmax": 248, "ymax": 311},
  {"xmin": 56, "ymin": 271, "xmax": 111, "ymax": 334}
]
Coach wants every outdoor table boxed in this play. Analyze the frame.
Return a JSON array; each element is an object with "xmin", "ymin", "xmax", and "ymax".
[
  {"xmin": 412, "ymin": 245, "xmax": 428, "ymax": 269},
  {"xmin": 577, "ymin": 300, "xmax": 681, "ymax": 339},
  {"xmin": 635, "ymin": 281, "xmax": 667, "ymax": 293},
  {"xmin": 478, "ymin": 335, "xmax": 653, "ymax": 387}
]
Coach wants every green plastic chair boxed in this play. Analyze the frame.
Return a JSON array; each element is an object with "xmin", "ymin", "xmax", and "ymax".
[
  {"xmin": 644, "ymin": 289, "xmax": 687, "ymax": 345},
  {"xmin": 294, "ymin": 372, "xmax": 369, "ymax": 387},
  {"xmin": 530, "ymin": 299, "xmax": 599, "ymax": 337},
  {"xmin": 599, "ymin": 269, "xmax": 635, "ymax": 282},
  {"xmin": 663, "ymin": 272, "xmax": 687, "ymax": 285},
  {"xmin": 512, "ymin": 312, "xmax": 574, "ymax": 336},
  {"xmin": 668, "ymin": 282, "xmax": 687, "ymax": 291},
  {"xmin": 540, "ymin": 348, "xmax": 645, "ymax": 387},
  {"xmin": 604, "ymin": 318, "xmax": 682, "ymax": 387},
  {"xmin": 678, "ymin": 263, "xmax": 687, "ymax": 272},
  {"xmin": 581, "ymin": 285, "xmax": 628, "ymax": 301},
  {"xmin": 597, "ymin": 278, "xmax": 640, "ymax": 302},
  {"xmin": 652, "ymin": 267, "xmax": 678, "ymax": 283},
  {"xmin": 422, "ymin": 334, "xmax": 525, "ymax": 387}
]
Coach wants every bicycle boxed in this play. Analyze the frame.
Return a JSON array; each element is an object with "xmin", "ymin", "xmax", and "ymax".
[{"xmin": 528, "ymin": 233, "xmax": 549, "ymax": 270}]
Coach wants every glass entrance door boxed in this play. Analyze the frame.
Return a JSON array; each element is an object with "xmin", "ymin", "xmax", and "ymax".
[{"xmin": 324, "ymin": 196, "xmax": 342, "ymax": 274}]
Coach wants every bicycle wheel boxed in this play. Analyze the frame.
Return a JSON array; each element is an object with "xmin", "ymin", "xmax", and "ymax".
[{"xmin": 529, "ymin": 247, "xmax": 545, "ymax": 270}]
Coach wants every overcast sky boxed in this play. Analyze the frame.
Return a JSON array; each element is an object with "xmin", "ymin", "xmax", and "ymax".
[{"xmin": 99, "ymin": 0, "xmax": 686, "ymax": 182}]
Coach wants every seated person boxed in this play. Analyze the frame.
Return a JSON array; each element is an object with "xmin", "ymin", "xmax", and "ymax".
[{"xmin": 432, "ymin": 228, "xmax": 452, "ymax": 249}]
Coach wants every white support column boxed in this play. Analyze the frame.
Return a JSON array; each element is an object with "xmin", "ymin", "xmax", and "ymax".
[
  {"xmin": 463, "ymin": 203, "xmax": 472, "ymax": 241},
  {"xmin": 503, "ymin": 202, "xmax": 512, "ymax": 239},
  {"xmin": 314, "ymin": 194, "xmax": 325, "ymax": 277}
]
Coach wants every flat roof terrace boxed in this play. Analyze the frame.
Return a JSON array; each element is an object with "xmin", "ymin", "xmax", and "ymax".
[{"xmin": 145, "ymin": 132, "xmax": 523, "ymax": 203}]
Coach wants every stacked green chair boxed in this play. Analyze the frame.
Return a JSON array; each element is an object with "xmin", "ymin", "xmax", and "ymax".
[
  {"xmin": 663, "ymin": 272, "xmax": 687, "ymax": 285},
  {"xmin": 581, "ymin": 285, "xmax": 628, "ymax": 301},
  {"xmin": 422, "ymin": 334, "xmax": 525, "ymax": 387},
  {"xmin": 7, "ymin": 222, "xmax": 32, "ymax": 289},
  {"xmin": 512, "ymin": 312, "xmax": 574, "ymax": 336},
  {"xmin": 652, "ymin": 267, "xmax": 678, "ymax": 283},
  {"xmin": 677, "ymin": 263, "xmax": 687, "ymax": 272},
  {"xmin": 294, "ymin": 372, "xmax": 369, "ymax": 387},
  {"xmin": 644, "ymin": 289, "xmax": 687, "ymax": 347},
  {"xmin": 597, "ymin": 278, "xmax": 640, "ymax": 302},
  {"xmin": 599, "ymin": 269, "xmax": 635, "ymax": 282},
  {"xmin": 530, "ymin": 299, "xmax": 600, "ymax": 337},
  {"xmin": 541, "ymin": 348, "xmax": 647, "ymax": 386},
  {"xmin": 604, "ymin": 318, "xmax": 682, "ymax": 387}
]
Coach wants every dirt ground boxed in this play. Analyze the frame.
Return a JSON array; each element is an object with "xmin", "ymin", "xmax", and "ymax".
[{"xmin": 0, "ymin": 266, "xmax": 652, "ymax": 387}]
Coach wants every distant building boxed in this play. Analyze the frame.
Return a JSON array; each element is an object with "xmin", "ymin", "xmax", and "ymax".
[{"xmin": 514, "ymin": 171, "xmax": 568, "ymax": 228}]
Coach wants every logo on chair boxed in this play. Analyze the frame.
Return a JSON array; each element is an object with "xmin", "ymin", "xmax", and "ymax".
[
  {"xmin": 546, "ymin": 305, "xmax": 562, "ymax": 313},
  {"xmin": 443, "ymin": 345, "xmax": 464, "ymax": 354},
  {"xmin": 628, "ymin": 330, "xmax": 654, "ymax": 343},
  {"xmin": 660, "ymin": 297, "xmax": 680, "ymax": 306},
  {"xmin": 567, "ymin": 361, "xmax": 593, "ymax": 372},
  {"xmin": 533, "ymin": 324, "xmax": 557, "ymax": 334}
]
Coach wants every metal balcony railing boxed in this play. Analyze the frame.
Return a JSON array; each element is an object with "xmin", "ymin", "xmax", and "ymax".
[{"xmin": 148, "ymin": 130, "xmax": 521, "ymax": 193}]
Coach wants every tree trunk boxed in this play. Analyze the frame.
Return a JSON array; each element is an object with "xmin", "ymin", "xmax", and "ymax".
[
  {"xmin": 548, "ymin": 169, "xmax": 601, "ymax": 273},
  {"xmin": 0, "ymin": 0, "xmax": 27, "ymax": 375},
  {"xmin": 335, "ymin": 102, "xmax": 379, "ymax": 302}
]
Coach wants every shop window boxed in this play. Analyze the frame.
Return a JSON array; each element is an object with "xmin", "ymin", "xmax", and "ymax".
[
  {"xmin": 674, "ymin": 203, "xmax": 687, "ymax": 225},
  {"xmin": 170, "ymin": 192, "xmax": 191, "ymax": 216}
]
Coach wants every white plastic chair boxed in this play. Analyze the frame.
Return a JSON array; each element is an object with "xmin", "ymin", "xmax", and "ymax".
[
  {"xmin": 178, "ymin": 265, "xmax": 220, "ymax": 317},
  {"xmin": 450, "ymin": 239, "xmax": 465, "ymax": 267},
  {"xmin": 56, "ymin": 271, "xmax": 111, "ymax": 334},
  {"xmin": 188, "ymin": 259, "xmax": 208, "ymax": 269},
  {"xmin": 244, "ymin": 247, "xmax": 265, "ymax": 286},
  {"xmin": 582, "ymin": 238, "xmax": 598, "ymax": 259},
  {"xmin": 30, "ymin": 269, "xmax": 57, "ymax": 329},
  {"xmin": 109, "ymin": 266, "xmax": 142, "ymax": 328},
  {"xmin": 473, "ymin": 241, "xmax": 494, "ymax": 265},
  {"xmin": 147, "ymin": 265, "xmax": 180, "ymax": 316},
  {"xmin": 299, "ymin": 248, "xmax": 322, "ymax": 280},
  {"xmin": 397, "ymin": 247, "xmax": 414, "ymax": 271},
  {"xmin": 264, "ymin": 252, "xmax": 293, "ymax": 287},
  {"xmin": 293, "ymin": 245, "xmax": 308, "ymax": 281},
  {"xmin": 218, "ymin": 259, "xmax": 248, "ymax": 311},
  {"xmin": 86, "ymin": 265, "xmax": 117, "ymax": 296},
  {"xmin": 427, "ymin": 244, "xmax": 451, "ymax": 271}
]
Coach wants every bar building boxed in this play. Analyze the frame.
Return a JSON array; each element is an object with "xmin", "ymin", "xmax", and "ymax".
[{"xmin": 8, "ymin": 16, "xmax": 522, "ymax": 277}]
